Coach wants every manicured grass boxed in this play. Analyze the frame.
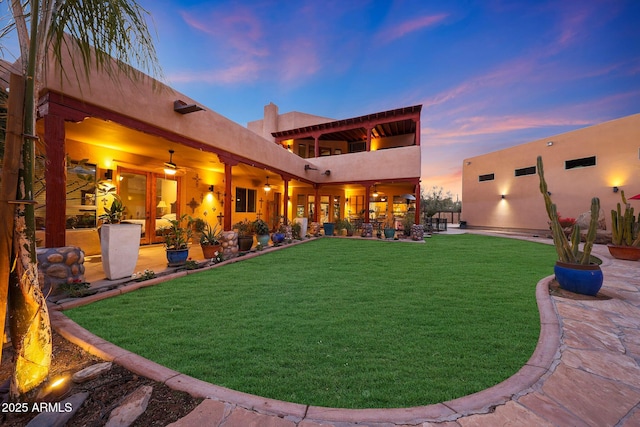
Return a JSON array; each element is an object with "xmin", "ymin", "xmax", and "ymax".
[{"xmin": 66, "ymin": 234, "xmax": 556, "ymax": 408}]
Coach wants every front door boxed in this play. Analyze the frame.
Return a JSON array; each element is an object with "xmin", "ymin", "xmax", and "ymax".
[{"xmin": 118, "ymin": 168, "xmax": 180, "ymax": 245}]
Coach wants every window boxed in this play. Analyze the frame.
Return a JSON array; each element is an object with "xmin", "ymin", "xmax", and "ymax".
[
  {"xmin": 478, "ymin": 173, "xmax": 495, "ymax": 182},
  {"xmin": 515, "ymin": 166, "xmax": 536, "ymax": 177},
  {"xmin": 235, "ymin": 187, "xmax": 256, "ymax": 213},
  {"xmin": 349, "ymin": 141, "xmax": 366, "ymax": 153},
  {"xmin": 565, "ymin": 156, "xmax": 596, "ymax": 169}
]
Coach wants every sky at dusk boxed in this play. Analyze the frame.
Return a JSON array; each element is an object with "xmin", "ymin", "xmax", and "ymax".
[{"xmin": 5, "ymin": 1, "xmax": 640, "ymax": 199}]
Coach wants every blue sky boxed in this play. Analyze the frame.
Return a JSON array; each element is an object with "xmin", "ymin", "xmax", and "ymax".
[{"xmin": 5, "ymin": 1, "xmax": 640, "ymax": 199}]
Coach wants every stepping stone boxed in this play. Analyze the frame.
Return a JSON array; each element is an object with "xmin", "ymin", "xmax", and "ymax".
[
  {"xmin": 72, "ymin": 362, "xmax": 113, "ymax": 383},
  {"xmin": 26, "ymin": 391, "xmax": 89, "ymax": 427},
  {"xmin": 105, "ymin": 385, "xmax": 153, "ymax": 427}
]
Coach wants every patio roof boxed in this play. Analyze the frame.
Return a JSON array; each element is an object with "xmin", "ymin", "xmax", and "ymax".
[{"xmin": 271, "ymin": 105, "xmax": 422, "ymax": 142}]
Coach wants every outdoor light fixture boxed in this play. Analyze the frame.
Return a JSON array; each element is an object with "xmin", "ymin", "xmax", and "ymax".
[
  {"xmin": 547, "ymin": 141, "xmax": 554, "ymax": 146},
  {"xmin": 263, "ymin": 176, "xmax": 271, "ymax": 192},
  {"xmin": 501, "ymin": 194, "xmax": 506, "ymax": 199},
  {"xmin": 323, "ymin": 170, "xmax": 331, "ymax": 176},
  {"xmin": 104, "ymin": 169, "xmax": 113, "ymax": 181},
  {"xmin": 164, "ymin": 149, "xmax": 177, "ymax": 175},
  {"xmin": 372, "ymin": 186, "xmax": 379, "ymax": 198},
  {"xmin": 304, "ymin": 164, "xmax": 318, "ymax": 171},
  {"xmin": 208, "ymin": 185, "xmax": 214, "ymax": 192},
  {"xmin": 613, "ymin": 186, "xmax": 619, "ymax": 193},
  {"xmin": 173, "ymin": 99, "xmax": 204, "ymax": 114}
]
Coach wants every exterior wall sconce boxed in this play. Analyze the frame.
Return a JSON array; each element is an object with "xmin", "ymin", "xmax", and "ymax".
[
  {"xmin": 104, "ymin": 169, "xmax": 113, "ymax": 181},
  {"xmin": 613, "ymin": 186, "xmax": 619, "ymax": 193},
  {"xmin": 501, "ymin": 194, "xmax": 506, "ymax": 199},
  {"xmin": 304, "ymin": 164, "xmax": 318, "ymax": 171},
  {"xmin": 208, "ymin": 185, "xmax": 214, "ymax": 192},
  {"xmin": 323, "ymin": 170, "xmax": 331, "ymax": 176}
]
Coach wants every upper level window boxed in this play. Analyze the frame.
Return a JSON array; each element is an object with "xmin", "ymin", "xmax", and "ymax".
[
  {"xmin": 565, "ymin": 156, "xmax": 596, "ymax": 169},
  {"xmin": 515, "ymin": 166, "xmax": 536, "ymax": 177},
  {"xmin": 478, "ymin": 173, "xmax": 495, "ymax": 182},
  {"xmin": 235, "ymin": 187, "xmax": 256, "ymax": 213},
  {"xmin": 349, "ymin": 141, "xmax": 366, "ymax": 153}
]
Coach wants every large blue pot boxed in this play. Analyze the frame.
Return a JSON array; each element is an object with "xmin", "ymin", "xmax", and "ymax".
[
  {"xmin": 554, "ymin": 261, "xmax": 603, "ymax": 296},
  {"xmin": 323, "ymin": 222, "xmax": 335, "ymax": 236},
  {"xmin": 166, "ymin": 248, "xmax": 189, "ymax": 267}
]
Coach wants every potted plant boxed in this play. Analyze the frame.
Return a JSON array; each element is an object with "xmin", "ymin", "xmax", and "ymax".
[
  {"xmin": 383, "ymin": 218, "xmax": 396, "ymax": 239},
  {"xmin": 253, "ymin": 218, "xmax": 270, "ymax": 247},
  {"xmin": 163, "ymin": 214, "xmax": 193, "ymax": 267},
  {"xmin": 234, "ymin": 219, "xmax": 254, "ymax": 252},
  {"xmin": 335, "ymin": 219, "xmax": 354, "ymax": 236},
  {"xmin": 200, "ymin": 221, "xmax": 222, "ymax": 259},
  {"xmin": 537, "ymin": 156, "xmax": 603, "ymax": 296},
  {"xmin": 98, "ymin": 193, "xmax": 142, "ymax": 280},
  {"xmin": 608, "ymin": 190, "xmax": 640, "ymax": 261},
  {"xmin": 271, "ymin": 221, "xmax": 287, "ymax": 245},
  {"xmin": 323, "ymin": 219, "xmax": 336, "ymax": 236}
]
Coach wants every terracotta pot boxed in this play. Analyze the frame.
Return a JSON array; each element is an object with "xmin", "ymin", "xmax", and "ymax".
[
  {"xmin": 201, "ymin": 244, "xmax": 222, "ymax": 259},
  {"xmin": 607, "ymin": 245, "xmax": 640, "ymax": 261}
]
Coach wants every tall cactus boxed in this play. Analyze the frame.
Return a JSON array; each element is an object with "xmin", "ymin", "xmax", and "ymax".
[
  {"xmin": 537, "ymin": 156, "xmax": 600, "ymax": 264},
  {"xmin": 611, "ymin": 190, "xmax": 640, "ymax": 247}
]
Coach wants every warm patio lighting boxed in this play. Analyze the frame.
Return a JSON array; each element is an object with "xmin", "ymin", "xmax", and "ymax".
[
  {"xmin": 164, "ymin": 149, "xmax": 178, "ymax": 175},
  {"xmin": 263, "ymin": 176, "xmax": 271, "ymax": 192}
]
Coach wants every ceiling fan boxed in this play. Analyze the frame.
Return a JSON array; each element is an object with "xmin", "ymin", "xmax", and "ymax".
[{"xmin": 164, "ymin": 149, "xmax": 178, "ymax": 175}]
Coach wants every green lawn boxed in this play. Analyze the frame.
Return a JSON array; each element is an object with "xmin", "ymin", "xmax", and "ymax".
[{"xmin": 65, "ymin": 234, "xmax": 556, "ymax": 408}]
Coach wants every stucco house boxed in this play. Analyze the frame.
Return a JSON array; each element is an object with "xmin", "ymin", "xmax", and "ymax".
[
  {"xmin": 461, "ymin": 113, "xmax": 640, "ymax": 235},
  {"xmin": 2, "ymin": 46, "xmax": 422, "ymax": 259}
]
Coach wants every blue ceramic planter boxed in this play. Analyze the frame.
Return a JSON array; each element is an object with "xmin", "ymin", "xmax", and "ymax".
[
  {"xmin": 554, "ymin": 261, "xmax": 603, "ymax": 296},
  {"xmin": 166, "ymin": 248, "xmax": 189, "ymax": 267},
  {"xmin": 323, "ymin": 223, "xmax": 335, "ymax": 236}
]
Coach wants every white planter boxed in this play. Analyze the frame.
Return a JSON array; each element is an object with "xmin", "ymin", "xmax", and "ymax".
[
  {"xmin": 294, "ymin": 217, "xmax": 308, "ymax": 238},
  {"xmin": 100, "ymin": 223, "xmax": 142, "ymax": 280}
]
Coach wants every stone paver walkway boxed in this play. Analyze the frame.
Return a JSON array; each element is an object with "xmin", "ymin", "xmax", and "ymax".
[{"xmin": 50, "ymin": 236, "xmax": 640, "ymax": 426}]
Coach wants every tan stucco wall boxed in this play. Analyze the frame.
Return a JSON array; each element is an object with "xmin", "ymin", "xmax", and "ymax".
[
  {"xmin": 247, "ymin": 104, "xmax": 334, "ymax": 142},
  {"xmin": 461, "ymin": 114, "xmax": 640, "ymax": 232},
  {"xmin": 41, "ymin": 47, "xmax": 419, "ymax": 187}
]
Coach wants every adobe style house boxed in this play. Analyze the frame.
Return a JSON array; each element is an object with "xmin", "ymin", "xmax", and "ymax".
[
  {"xmin": 3, "ymin": 46, "xmax": 422, "ymax": 257},
  {"xmin": 461, "ymin": 114, "xmax": 640, "ymax": 234}
]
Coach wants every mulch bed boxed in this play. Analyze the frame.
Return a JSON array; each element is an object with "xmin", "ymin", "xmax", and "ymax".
[{"xmin": 0, "ymin": 330, "xmax": 202, "ymax": 426}]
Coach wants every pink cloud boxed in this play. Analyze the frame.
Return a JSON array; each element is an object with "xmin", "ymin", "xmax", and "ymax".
[
  {"xmin": 377, "ymin": 13, "xmax": 448, "ymax": 43},
  {"xmin": 168, "ymin": 61, "xmax": 262, "ymax": 84}
]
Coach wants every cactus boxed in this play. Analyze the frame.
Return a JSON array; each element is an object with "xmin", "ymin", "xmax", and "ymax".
[
  {"xmin": 611, "ymin": 190, "xmax": 640, "ymax": 247},
  {"xmin": 537, "ymin": 156, "xmax": 600, "ymax": 265}
]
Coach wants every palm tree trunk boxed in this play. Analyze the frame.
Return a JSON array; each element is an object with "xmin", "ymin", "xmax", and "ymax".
[
  {"xmin": 0, "ymin": 73, "xmax": 25, "ymax": 366},
  {"xmin": 7, "ymin": 0, "xmax": 52, "ymax": 397}
]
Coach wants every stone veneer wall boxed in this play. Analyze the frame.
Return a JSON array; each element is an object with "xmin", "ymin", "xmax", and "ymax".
[
  {"xmin": 220, "ymin": 231, "xmax": 238, "ymax": 259},
  {"xmin": 411, "ymin": 224, "xmax": 425, "ymax": 241},
  {"xmin": 37, "ymin": 246, "xmax": 85, "ymax": 296},
  {"xmin": 309, "ymin": 222, "xmax": 322, "ymax": 237}
]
